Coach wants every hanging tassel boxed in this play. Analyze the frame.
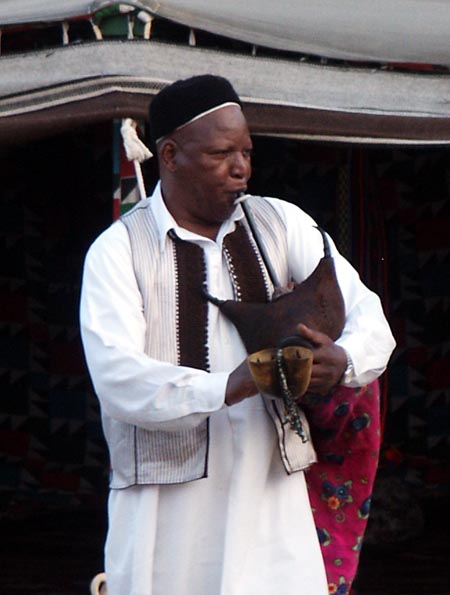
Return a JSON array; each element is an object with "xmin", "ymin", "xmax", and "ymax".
[
  {"xmin": 121, "ymin": 118, "xmax": 153, "ymax": 163},
  {"xmin": 189, "ymin": 28, "xmax": 196, "ymax": 46},
  {"xmin": 138, "ymin": 11, "xmax": 153, "ymax": 39},
  {"xmin": 91, "ymin": 19, "xmax": 103, "ymax": 40},
  {"xmin": 120, "ymin": 118, "xmax": 153, "ymax": 200},
  {"xmin": 62, "ymin": 21, "xmax": 69, "ymax": 45},
  {"xmin": 118, "ymin": 4, "xmax": 135, "ymax": 13}
]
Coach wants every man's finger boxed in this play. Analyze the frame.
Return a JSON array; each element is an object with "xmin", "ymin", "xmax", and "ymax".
[{"xmin": 295, "ymin": 323, "xmax": 327, "ymax": 345}]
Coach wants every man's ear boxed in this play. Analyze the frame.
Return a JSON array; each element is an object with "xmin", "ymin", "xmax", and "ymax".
[{"xmin": 159, "ymin": 139, "xmax": 178, "ymax": 173}]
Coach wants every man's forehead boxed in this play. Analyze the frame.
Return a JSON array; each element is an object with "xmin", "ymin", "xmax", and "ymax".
[{"xmin": 174, "ymin": 105, "xmax": 250, "ymax": 147}]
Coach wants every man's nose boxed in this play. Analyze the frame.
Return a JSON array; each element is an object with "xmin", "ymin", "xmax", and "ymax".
[{"xmin": 230, "ymin": 152, "xmax": 250, "ymax": 178}]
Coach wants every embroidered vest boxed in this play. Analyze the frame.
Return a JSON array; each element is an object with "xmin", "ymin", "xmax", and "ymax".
[{"xmin": 102, "ymin": 195, "xmax": 316, "ymax": 488}]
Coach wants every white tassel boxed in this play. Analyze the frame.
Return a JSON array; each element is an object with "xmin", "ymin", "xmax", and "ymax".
[
  {"xmin": 138, "ymin": 11, "xmax": 153, "ymax": 39},
  {"xmin": 127, "ymin": 14, "xmax": 134, "ymax": 40},
  {"xmin": 121, "ymin": 118, "xmax": 152, "ymax": 163},
  {"xmin": 62, "ymin": 21, "xmax": 69, "ymax": 45},
  {"xmin": 121, "ymin": 119, "xmax": 153, "ymax": 200},
  {"xmin": 119, "ymin": 4, "xmax": 135, "ymax": 13},
  {"xmin": 138, "ymin": 10, "xmax": 153, "ymax": 23},
  {"xmin": 91, "ymin": 20, "xmax": 103, "ymax": 40}
]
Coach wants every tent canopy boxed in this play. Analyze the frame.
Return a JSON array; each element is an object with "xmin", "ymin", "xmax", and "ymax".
[
  {"xmin": 1, "ymin": 40, "xmax": 450, "ymax": 145},
  {"xmin": 0, "ymin": 2, "xmax": 449, "ymax": 145},
  {"xmin": 0, "ymin": 0, "xmax": 449, "ymax": 65}
]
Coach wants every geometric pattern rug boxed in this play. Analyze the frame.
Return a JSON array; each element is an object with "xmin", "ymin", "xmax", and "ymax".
[
  {"xmin": 1, "ymin": 130, "xmax": 448, "ymax": 521},
  {"xmin": 0, "ymin": 125, "xmax": 112, "ymax": 512}
]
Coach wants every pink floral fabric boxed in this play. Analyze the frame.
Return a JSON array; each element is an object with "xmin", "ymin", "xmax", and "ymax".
[{"xmin": 304, "ymin": 380, "xmax": 381, "ymax": 595}]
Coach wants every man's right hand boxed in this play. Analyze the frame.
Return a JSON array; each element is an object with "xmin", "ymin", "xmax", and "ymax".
[{"xmin": 225, "ymin": 359, "xmax": 258, "ymax": 406}]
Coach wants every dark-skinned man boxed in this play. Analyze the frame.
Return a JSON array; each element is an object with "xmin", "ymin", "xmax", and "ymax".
[{"xmin": 80, "ymin": 75, "xmax": 395, "ymax": 595}]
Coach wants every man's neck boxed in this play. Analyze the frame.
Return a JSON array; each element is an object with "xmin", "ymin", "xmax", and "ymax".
[
  {"xmin": 173, "ymin": 218, "xmax": 220, "ymax": 241},
  {"xmin": 160, "ymin": 183, "xmax": 221, "ymax": 241}
]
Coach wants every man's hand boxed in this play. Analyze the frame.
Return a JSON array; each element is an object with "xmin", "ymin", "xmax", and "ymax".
[
  {"xmin": 296, "ymin": 323, "xmax": 347, "ymax": 395},
  {"xmin": 225, "ymin": 359, "xmax": 258, "ymax": 406}
]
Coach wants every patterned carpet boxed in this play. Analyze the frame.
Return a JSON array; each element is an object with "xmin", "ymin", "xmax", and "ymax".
[{"xmin": 1, "ymin": 131, "xmax": 448, "ymax": 595}]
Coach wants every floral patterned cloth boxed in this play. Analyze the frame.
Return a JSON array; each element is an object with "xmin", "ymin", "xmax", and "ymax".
[{"xmin": 304, "ymin": 380, "xmax": 381, "ymax": 595}]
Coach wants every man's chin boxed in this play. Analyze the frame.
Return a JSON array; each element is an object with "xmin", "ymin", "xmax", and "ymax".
[{"xmin": 210, "ymin": 203, "xmax": 238, "ymax": 223}]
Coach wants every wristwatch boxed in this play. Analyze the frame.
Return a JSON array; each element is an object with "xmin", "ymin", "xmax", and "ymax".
[{"xmin": 341, "ymin": 350, "xmax": 354, "ymax": 384}]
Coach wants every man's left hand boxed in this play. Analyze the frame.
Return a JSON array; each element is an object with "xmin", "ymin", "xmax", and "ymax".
[{"xmin": 295, "ymin": 323, "xmax": 347, "ymax": 395}]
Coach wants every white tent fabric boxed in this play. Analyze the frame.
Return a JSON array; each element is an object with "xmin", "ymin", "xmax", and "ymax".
[
  {"xmin": 0, "ymin": 0, "xmax": 449, "ymax": 65},
  {"xmin": 1, "ymin": 41, "xmax": 450, "ymax": 144},
  {"xmin": 1, "ymin": 42, "xmax": 449, "ymax": 120}
]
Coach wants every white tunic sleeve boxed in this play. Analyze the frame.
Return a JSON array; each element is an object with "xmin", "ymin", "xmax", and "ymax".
[
  {"xmin": 79, "ymin": 221, "xmax": 228, "ymax": 431},
  {"xmin": 265, "ymin": 197, "xmax": 396, "ymax": 386}
]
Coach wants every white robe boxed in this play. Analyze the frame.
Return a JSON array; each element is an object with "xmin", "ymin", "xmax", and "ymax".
[{"xmin": 80, "ymin": 185, "xmax": 395, "ymax": 595}]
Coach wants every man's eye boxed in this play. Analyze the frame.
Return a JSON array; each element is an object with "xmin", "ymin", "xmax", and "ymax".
[{"xmin": 210, "ymin": 148, "xmax": 252, "ymax": 159}]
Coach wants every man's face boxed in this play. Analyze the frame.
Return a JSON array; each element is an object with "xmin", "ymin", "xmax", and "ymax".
[{"xmin": 165, "ymin": 104, "xmax": 253, "ymax": 229}]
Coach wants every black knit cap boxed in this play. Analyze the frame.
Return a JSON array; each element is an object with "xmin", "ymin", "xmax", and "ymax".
[{"xmin": 149, "ymin": 74, "xmax": 242, "ymax": 149}]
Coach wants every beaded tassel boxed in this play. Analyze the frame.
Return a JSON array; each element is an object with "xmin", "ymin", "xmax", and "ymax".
[{"xmin": 276, "ymin": 348, "xmax": 308, "ymax": 443}]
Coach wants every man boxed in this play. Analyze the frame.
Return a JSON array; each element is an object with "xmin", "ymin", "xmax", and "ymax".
[{"xmin": 80, "ymin": 75, "xmax": 395, "ymax": 595}]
